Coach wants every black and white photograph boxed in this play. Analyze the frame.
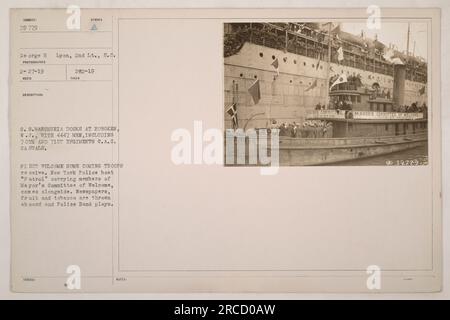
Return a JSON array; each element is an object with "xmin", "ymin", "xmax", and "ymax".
[{"xmin": 224, "ymin": 21, "xmax": 429, "ymax": 166}]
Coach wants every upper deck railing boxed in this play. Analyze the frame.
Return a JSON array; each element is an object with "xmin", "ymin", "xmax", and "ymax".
[
  {"xmin": 224, "ymin": 22, "xmax": 428, "ymax": 83},
  {"xmin": 307, "ymin": 110, "xmax": 424, "ymax": 120}
]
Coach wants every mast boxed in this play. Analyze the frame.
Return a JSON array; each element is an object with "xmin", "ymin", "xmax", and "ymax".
[
  {"xmin": 325, "ymin": 22, "xmax": 332, "ymax": 108},
  {"xmin": 406, "ymin": 23, "xmax": 411, "ymax": 56}
]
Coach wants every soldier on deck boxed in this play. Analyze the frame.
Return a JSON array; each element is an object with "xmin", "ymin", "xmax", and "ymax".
[{"xmin": 270, "ymin": 119, "xmax": 278, "ymax": 133}]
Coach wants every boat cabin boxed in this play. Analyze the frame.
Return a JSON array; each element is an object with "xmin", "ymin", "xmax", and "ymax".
[{"xmin": 309, "ymin": 85, "xmax": 427, "ymax": 138}]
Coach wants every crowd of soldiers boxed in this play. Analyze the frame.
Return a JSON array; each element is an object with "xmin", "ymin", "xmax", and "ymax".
[
  {"xmin": 393, "ymin": 102, "xmax": 427, "ymax": 114},
  {"xmin": 224, "ymin": 23, "xmax": 327, "ymax": 60},
  {"xmin": 272, "ymin": 120, "xmax": 333, "ymax": 138},
  {"xmin": 224, "ymin": 22, "xmax": 427, "ymax": 83},
  {"xmin": 329, "ymin": 100, "xmax": 353, "ymax": 111}
]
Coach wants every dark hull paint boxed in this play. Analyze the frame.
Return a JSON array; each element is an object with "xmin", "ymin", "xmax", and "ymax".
[
  {"xmin": 225, "ymin": 132, "xmax": 427, "ymax": 166},
  {"xmin": 278, "ymin": 133, "xmax": 427, "ymax": 166}
]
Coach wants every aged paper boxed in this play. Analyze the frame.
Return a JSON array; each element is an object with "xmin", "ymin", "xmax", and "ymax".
[{"xmin": 10, "ymin": 8, "xmax": 441, "ymax": 292}]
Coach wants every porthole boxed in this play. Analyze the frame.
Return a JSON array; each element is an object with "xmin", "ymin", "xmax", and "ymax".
[
  {"xmin": 303, "ymin": 62, "xmax": 306, "ymax": 66},
  {"xmin": 259, "ymin": 52, "xmax": 263, "ymax": 57},
  {"xmin": 283, "ymin": 57, "xmax": 287, "ymax": 62},
  {"xmin": 289, "ymin": 80, "xmax": 292, "ymax": 83},
  {"xmin": 272, "ymin": 55, "xmax": 276, "ymax": 60},
  {"xmin": 312, "ymin": 64, "xmax": 315, "ymax": 68},
  {"xmin": 239, "ymin": 73, "xmax": 243, "ymax": 77},
  {"xmin": 254, "ymin": 75, "xmax": 258, "ymax": 79},
  {"xmin": 294, "ymin": 60, "xmax": 297, "ymax": 64}
]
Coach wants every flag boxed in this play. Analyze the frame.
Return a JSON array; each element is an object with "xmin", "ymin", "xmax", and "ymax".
[
  {"xmin": 331, "ymin": 23, "xmax": 341, "ymax": 35},
  {"xmin": 305, "ymin": 79, "xmax": 318, "ymax": 92},
  {"xmin": 271, "ymin": 58, "xmax": 279, "ymax": 75},
  {"xmin": 383, "ymin": 47, "xmax": 404, "ymax": 64},
  {"xmin": 316, "ymin": 53, "xmax": 321, "ymax": 70},
  {"xmin": 295, "ymin": 23, "xmax": 305, "ymax": 33},
  {"xmin": 330, "ymin": 73, "xmax": 348, "ymax": 89},
  {"xmin": 337, "ymin": 47, "xmax": 344, "ymax": 63},
  {"xmin": 226, "ymin": 102, "xmax": 238, "ymax": 129},
  {"xmin": 383, "ymin": 47, "xmax": 394, "ymax": 61},
  {"xmin": 419, "ymin": 86, "xmax": 426, "ymax": 96},
  {"xmin": 248, "ymin": 79, "xmax": 261, "ymax": 105},
  {"xmin": 391, "ymin": 57, "xmax": 404, "ymax": 65},
  {"xmin": 383, "ymin": 48, "xmax": 404, "ymax": 65}
]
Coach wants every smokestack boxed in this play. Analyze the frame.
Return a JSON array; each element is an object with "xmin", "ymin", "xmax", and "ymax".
[{"xmin": 393, "ymin": 64, "xmax": 406, "ymax": 107}]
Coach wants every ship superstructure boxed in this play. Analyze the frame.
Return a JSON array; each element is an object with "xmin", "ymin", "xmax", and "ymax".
[{"xmin": 224, "ymin": 22, "xmax": 428, "ymax": 130}]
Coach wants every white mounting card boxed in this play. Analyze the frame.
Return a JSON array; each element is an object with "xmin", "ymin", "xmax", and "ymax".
[{"xmin": 9, "ymin": 8, "xmax": 441, "ymax": 293}]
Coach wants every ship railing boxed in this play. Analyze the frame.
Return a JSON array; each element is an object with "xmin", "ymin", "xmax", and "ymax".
[
  {"xmin": 330, "ymin": 83, "xmax": 358, "ymax": 91},
  {"xmin": 225, "ymin": 22, "xmax": 427, "ymax": 81},
  {"xmin": 307, "ymin": 110, "xmax": 424, "ymax": 120}
]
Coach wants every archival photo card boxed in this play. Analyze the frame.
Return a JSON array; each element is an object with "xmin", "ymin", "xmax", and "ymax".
[
  {"xmin": 223, "ymin": 21, "xmax": 429, "ymax": 166},
  {"xmin": 8, "ymin": 7, "xmax": 441, "ymax": 293}
]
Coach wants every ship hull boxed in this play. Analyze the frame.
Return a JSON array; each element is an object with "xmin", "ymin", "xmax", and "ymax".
[
  {"xmin": 224, "ymin": 42, "xmax": 428, "ymax": 129},
  {"xmin": 278, "ymin": 133, "xmax": 427, "ymax": 166},
  {"xmin": 226, "ymin": 132, "xmax": 427, "ymax": 166}
]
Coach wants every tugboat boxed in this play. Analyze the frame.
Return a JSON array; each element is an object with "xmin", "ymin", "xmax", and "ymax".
[{"xmin": 276, "ymin": 64, "xmax": 427, "ymax": 166}]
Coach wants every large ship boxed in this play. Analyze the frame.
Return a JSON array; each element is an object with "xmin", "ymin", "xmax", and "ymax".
[{"xmin": 224, "ymin": 22, "xmax": 428, "ymax": 166}]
